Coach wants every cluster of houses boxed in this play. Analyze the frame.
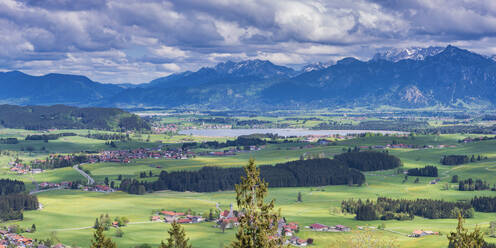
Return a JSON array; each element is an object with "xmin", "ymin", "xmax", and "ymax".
[
  {"xmin": 304, "ymin": 134, "xmax": 355, "ymax": 143},
  {"xmin": 87, "ymin": 147, "xmax": 194, "ymax": 164},
  {"xmin": 9, "ymin": 162, "xmax": 42, "ymax": 175},
  {"xmin": 275, "ymin": 220, "xmax": 309, "ymax": 247},
  {"xmin": 459, "ymin": 136, "xmax": 496, "ymax": 144},
  {"xmin": 216, "ymin": 204, "xmax": 240, "ymax": 229},
  {"xmin": 358, "ymin": 144, "xmax": 457, "ymax": 150},
  {"xmin": 150, "ymin": 211, "xmax": 205, "ymax": 224},
  {"xmin": 37, "ymin": 182, "xmax": 114, "ymax": 193},
  {"xmin": 27, "ymin": 148, "xmax": 194, "ymax": 169},
  {"xmin": 409, "ymin": 230, "xmax": 439, "ymax": 238},
  {"xmin": 199, "ymin": 145, "xmax": 263, "ymax": 157},
  {"xmin": 152, "ymin": 124, "xmax": 178, "ymax": 134},
  {"xmin": 38, "ymin": 182, "xmax": 64, "ymax": 189},
  {"xmin": 201, "ymin": 149, "xmax": 237, "ymax": 157},
  {"xmin": 195, "ymin": 124, "xmax": 233, "ymax": 129},
  {"xmin": 0, "ymin": 230, "xmax": 34, "ymax": 248},
  {"xmin": 82, "ymin": 185, "xmax": 115, "ymax": 193},
  {"xmin": 306, "ymin": 223, "xmax": 351, "ymax": 232}
]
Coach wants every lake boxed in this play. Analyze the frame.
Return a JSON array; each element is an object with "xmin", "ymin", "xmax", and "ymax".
[{"xmin": 178, "ymin": 128, "xmax": 406, "ymax": 137}]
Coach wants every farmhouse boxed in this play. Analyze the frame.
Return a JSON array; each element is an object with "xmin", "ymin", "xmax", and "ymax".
[
  {"xmin": 287, "ymin": 237, "xmax": 308, "ymax": 247},
  {"xmin": 160, "ymin": 211, "xmax": 185, "ymax": 222},
  {"xmin": 308, "ymin": 223, "xmax": 329, "ymax": 231},
  {"xmin": 177, "ymin": 218, "xmax": 192, "ymax": 224},
  {"xmin": 307, "ymin": 223, "xmax": 350, "ymax": 232},
  {"xmin": 410, "ymin": 230, "xmax": 439, "ymax": 237},
  {"xmin": 333, "ymin": 224, "xmax": 351, "ymax": 232},
  {"xmin": 151, "ymin": 216, "xmax": 162, "ymax": 222}
]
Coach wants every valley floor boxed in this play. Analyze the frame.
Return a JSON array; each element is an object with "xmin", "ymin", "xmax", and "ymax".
[{"xmin": 2, "ymin": 132, "xmax": 496, "ymax": 247}]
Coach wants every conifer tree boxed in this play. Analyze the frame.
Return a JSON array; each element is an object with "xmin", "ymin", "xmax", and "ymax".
[
  {"xmin": 90, "ymin": 225, "xmax": 116, "ymax": 248},
  {"xmin": 447, "ymin": 213, "xmax": 485, "ymax": 248},
  {"xmin": 160, "ymin": 221, "xmax": 192, "ymax": 248},
  {"xmin": 230, "ymin": 158, "xmax": 285, "ymax": 248}
]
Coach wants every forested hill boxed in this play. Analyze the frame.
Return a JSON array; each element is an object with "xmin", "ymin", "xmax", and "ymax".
[
  {"xmin": 0, "ymin": 104, "xmax": 150, "ymax": 131},
  {"xmin": 0, "ymin": 71, "xmax": 123, "ymax": 106}
]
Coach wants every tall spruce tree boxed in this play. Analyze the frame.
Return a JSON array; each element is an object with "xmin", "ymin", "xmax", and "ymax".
[
  {"xmin": 230, "ymin": 158, "xmax": 285, "ymax": 248},
  {"xmin": 90, "ymin": 225, "xmax": 116, "ymax": 248},
  {"xmin": 160, "ymin": 221, "xmax": 192, "ymax": 248},
  {"xmin": 447, "ymin": 213, "xmax": 485, "ymax": 248}
]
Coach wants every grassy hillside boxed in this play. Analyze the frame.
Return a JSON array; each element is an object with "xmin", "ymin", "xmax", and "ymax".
[{"xmin": 2, "ymin": 132, "xmax": 496, "ymax": 247}]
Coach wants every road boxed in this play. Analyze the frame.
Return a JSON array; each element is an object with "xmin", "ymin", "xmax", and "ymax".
[
  {"xmin": 30, "ymin": 187, "xmax": 62, "ymax": 195},
  {"xmin": 73, "ymin": 164, "xmax": 95, "ymax": 185}
]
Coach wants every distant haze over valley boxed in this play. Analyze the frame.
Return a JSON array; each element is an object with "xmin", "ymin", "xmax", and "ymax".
[{"xmin": 2, "ymin": 45, "xmax": 496, "ymax": 110}]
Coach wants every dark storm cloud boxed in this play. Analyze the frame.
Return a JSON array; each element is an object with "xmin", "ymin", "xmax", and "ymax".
[{"xmin": 1, "ymin": 0, "xmax": 496, "ymax": 84}]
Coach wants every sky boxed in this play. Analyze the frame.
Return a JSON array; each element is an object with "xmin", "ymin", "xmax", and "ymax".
[{"xmin": 2, "ymin": 0, "xmax": 496, "ymax": 84}]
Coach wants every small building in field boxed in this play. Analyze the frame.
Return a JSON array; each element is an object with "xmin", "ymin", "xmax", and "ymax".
[
  {"xmin": 151, "ymin": 216, "xmax": 161, "ymax": 222},
  {"xmin": 308, "ymin": 223, "xmax": 329, "ymax": 232},
  {"xmin": 334, "ymin": 225, "xmax": 351, "ymax": 232}
]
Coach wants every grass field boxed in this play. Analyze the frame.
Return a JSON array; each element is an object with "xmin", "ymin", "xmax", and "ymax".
[{"xmin": 2, "ymin": 132, "xmax": 496, "ymax": 247}]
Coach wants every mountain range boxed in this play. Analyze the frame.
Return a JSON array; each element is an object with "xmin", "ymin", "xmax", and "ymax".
[
  {"xmin": 0, "ymin": 71, "xmax": 123, "ymax": 105},
  {"xmin": 371, "ymin": 46, "xmax": 445, "ymax": 62},
  {"xmin": 2, "ymin": 45, "xmax": 496, "ymax": 110}
]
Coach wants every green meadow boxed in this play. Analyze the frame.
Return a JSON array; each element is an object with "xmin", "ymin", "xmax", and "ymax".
[{"xmin": 1, "ymin": 132, "xmax": 496, "ymax": 247}]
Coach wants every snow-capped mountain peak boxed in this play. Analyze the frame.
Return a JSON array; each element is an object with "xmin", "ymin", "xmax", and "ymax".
[
  {"xmin": 372, "ymin": 46, "xmax": 444, "ymax": 62},
  {"xmin": 301, "ymin": 62, "xmax": 333, "ymax": 72}
]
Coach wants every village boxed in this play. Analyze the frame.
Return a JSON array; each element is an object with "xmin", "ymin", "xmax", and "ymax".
[
  {"xmin": 147, "ymin": 203, "xmax": 359, "ymax": 247},
  {"xmin": 0, "ymin": 227, "xmax": 66, "ymax": 248},
  {"xmin": 0, "ymin": 229, "xmax": 33, "ymax": 248},
  {"xmin": 36, "ymin": 181, "xmax": 115, "ymax": 193}
]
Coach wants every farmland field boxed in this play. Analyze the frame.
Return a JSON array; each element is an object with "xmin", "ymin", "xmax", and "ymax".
[{"xmin": 1, "ymin": 124, "xmax": 496, "ymax": 247}]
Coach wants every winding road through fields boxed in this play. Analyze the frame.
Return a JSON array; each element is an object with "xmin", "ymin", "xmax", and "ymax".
[{"xmin": 73, "ymin": 164, "xmax": 95, "ymax": 185}]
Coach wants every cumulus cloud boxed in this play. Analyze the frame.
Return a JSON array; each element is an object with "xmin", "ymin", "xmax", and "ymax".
[{"xmin": 1, "ymin": 0, "xmax": 496, "ymax": 83}]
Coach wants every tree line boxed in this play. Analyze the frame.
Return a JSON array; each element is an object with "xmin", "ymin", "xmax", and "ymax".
[
  {"xmin": 341, "ymin": 197, "xmax": 474, "ymax": 220},
  {"xmin": 441, "ymin": 155, "xmax": 470, "ymax": 165},
  {"xmin": 407, "ymin": 165, "xmax": 438, "ymax": 177},
  {"xmin": 121, "ymin": 158, "xmax": 366, "ymax": 194},
  {"xmin": 31, "ymin": 154, "xmax": 88, "ymax": 169},
  {"xmin": 182, "ymin": 135, "xmax": 267, "ymax": 150},
  {"xmin": 441, "ymin": 154, "xmax": 487, "ymax": 166},
  {"xmin": 0, "ymin": 137, "xmax": 18, "ymax": 144},
  {"xmin": 471, "ymin": 196, "xmax": 496, "ymax": 212},
  {"xmin": 459, "ymin": 178, "xmax": 494, "ymax": 191},
  {"xmin": 25, "ymin": 132, "xmax": 77, "ymax": 141},
  {"xmin": 85, "ymin": 133, "xmax": 130, "ymax": 141}
]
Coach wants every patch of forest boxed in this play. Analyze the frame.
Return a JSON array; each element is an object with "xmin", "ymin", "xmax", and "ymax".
[
  {"xmin": 407, "ymin": 165, "xmax": 438, "ymax": 177},
  {"xmin": 0, "ymin": 179, "xmax": 38, "ymax": 221},
  {"xmin": 341, "ymin": 197, "xmax": 474, "ymax": 220},
  {"xmin": 440, "ymin": 154, "xmax": 486, "ymax": 165},
  {"xmin": 334, "ymin": 151, "xmax": 402, "ymax": 171},
  {"xmin": 471, "ymin": 196, "xmax": 496, "ymax": 212},
  {"xmin": 25, "ymin": 132, "xmax": 77, "ymax": 140},
  {"xmin": 0, "ymin": 104, "xmax": 150, "ymax": 131},
  {"xmin": 120, "ymin": 158, "xmax": 366, "ymax": 194},
  {"xmin": 182, "ymin": 135, "xmax": 268, "ymax": 149}
]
